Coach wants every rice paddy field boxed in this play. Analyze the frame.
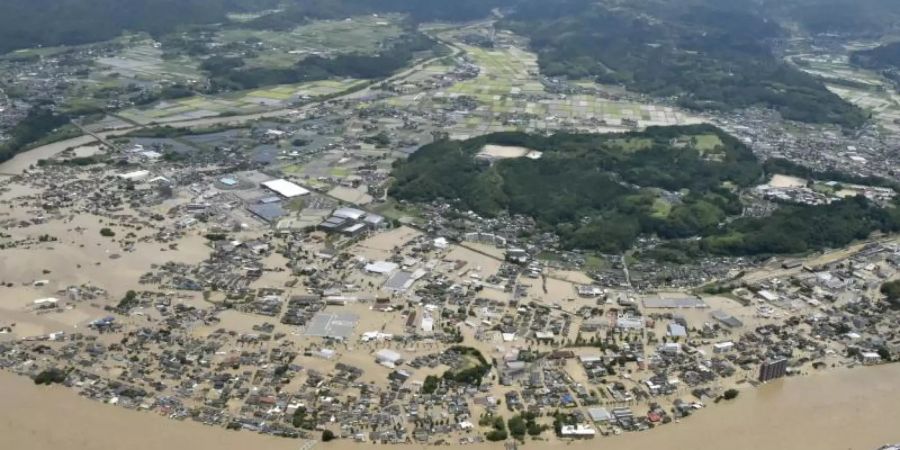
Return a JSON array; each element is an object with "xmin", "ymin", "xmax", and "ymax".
[
  {"xmin": 117, "ymin": 79, "xmax": 362, "ymax": 124},
  {"xmin": 217, "ymin": 15, "xmax": 406, "ymax": 69},
  {"xmin": 379, "ymin": 34, "xmax": 702, "ymax": 139},
  {"xmin": 17, "ymin": 18, "xmax": 398, "ymax": 121},
  {"xmin": 48, "ymin": 35, "xmax": 205, "ymax": 112},
  {"xmin": 445, "ymin": 45, "xmax": 545, "ymax": 101},
  {"xmin": 790, "ymin": 49, "xmax": 900, "ymax": 132},
  {"xmin": 95, "ymin": 40, "xmax": 202, "ymax": 81},
  {"xmin": 827, "ymin": 83, "xmax": 900, "ymax": 132}
]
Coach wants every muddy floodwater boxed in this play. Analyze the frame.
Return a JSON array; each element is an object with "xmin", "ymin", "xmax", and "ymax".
[
  {"xmin": 0, "ymin": 135, "xmax": 98, "ymax": 175},
  {"xmin": 1, "ymin": 364, "xmax": 899, "ymax": 450}
]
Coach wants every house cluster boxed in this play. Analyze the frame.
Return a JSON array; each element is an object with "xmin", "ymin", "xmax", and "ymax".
[{"xmin": 319, "ymin": 207, "xmax": 386, "ymax": 236}]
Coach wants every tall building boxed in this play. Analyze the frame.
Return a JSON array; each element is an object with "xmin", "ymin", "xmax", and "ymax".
[{"xmin": 758, "ymin": 358, "xmax": 788, "ymax": 382}]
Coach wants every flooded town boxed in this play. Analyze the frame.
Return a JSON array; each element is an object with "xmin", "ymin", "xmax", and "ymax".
[
  {"xmin": 2, "ymin": 70, "xmax": 900, "ymax": 446},
  {"xmin": 1, "ymin": 2, "xmax": 899, "ymax": 450}
]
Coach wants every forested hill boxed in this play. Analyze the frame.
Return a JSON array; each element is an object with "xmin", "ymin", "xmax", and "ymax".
[
  {"xmin": 768, "ymin": 0, "xmax": 900, "ymax": 36},
  {"xmin": 851, "ymin": 42, "xmax": 900, "ymax": 71},
  {"xmin": 391, "ymin": 125, "xmax": 762, "ymax": 253},
  {"xmin": 0, "ymin": 0, "xmax": 281, "ymax": 54},
  {"xmin": 499, "ymin": 0, "xmax": 867, "ymax": 127},
  {"xmin": 242, "ymin": 0, "xmax": 516, "ymax": 29},
  {"xmin": 0, "ymin": 0, "xmax": 513, "ymax": 55},
  {"xmin": 391, "ymin": 125, "xmax": 900, "ymax": 257}
]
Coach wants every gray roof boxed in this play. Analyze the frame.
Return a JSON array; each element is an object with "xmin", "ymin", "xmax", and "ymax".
[
  {"xmin": 643, "ymin": 296, "xmax": 708, "ymax": 309},
  {"xmin": 668, "ymin": 323, "xmax": 688, "ymax": 337},
  {"xmin": 247, "ymin": 202, "xmax": 286, "ymax": 223},
  {"xmin": 711, "ymin": 310, "xmax": 743, "ymax": 328},
  {"xmin": 364, "ymin": 214, "xmax": 385, "ymax": 225},
  {"xmin": 588, "ymin": 407, "xmax": 612, "ymax": 422},
  {"xmin": 384, "ymin": 271, "xmax": 415, "ymax": 291},
  {"xmin": 305, "ymin": 312, "xmax": 360, "ymax": 339}
]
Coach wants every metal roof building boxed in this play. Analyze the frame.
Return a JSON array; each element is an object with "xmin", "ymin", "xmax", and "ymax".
[
  {"xmin": 262, "ymin": 179, "xmax": 310, "ymax": 198},
  {"xmin": 333, "ymin": 207, "xmax": 366, "ymax": 221},
  {"xmin": 248, "ymin": 203, "xmax": 286, "ymax": 223},
  {"xmin": 304, "ymin": 312, "xmax": 359, "ymax": 339}
]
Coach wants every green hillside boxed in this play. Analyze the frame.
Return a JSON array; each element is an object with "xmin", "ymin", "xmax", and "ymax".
[{"xmin": 391, "ymin": 125, "xmax": 760, "ymax": 252}]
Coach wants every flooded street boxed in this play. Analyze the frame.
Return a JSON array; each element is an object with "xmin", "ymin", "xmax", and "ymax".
[{"xmin": 2, "ymin": 364, "xmax": 898, "ymax": 450}]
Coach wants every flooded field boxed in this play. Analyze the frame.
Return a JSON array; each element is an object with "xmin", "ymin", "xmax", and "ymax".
[{"xmin": 2, "ymin": 364, "xmax": 899, "ymax": 450}]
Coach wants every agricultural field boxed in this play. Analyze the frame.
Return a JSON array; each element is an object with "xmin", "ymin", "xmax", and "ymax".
[
  {"xmin": 118, "ymin": 79, "xmax": 363, "ymax": 124},
  {"xmin": 693, "ymin": 134, "xmax": 724, "ymax": 152},
  {"xmin": 94, "ymin": 38, "xmax": 202, "ymax": 82},
  {"xmin": 380, "ymin": 29, "xmax": 702, "ymax": 139},
  {"xmin": 790, "ymin": 48, "xmax": 900, "ymax": 132},
  {"xmin": 29, "ymin": 35, "xmax": 205, "ymax": 112},
  {"xmin": 372, "ymin": 199, "xmax": 423, "ymax": 224},
  {"xmin": 445, "ymin": 44, "xmax": 544, "ymax": 101},
  {"xmin": 217, "ymin": 15, "xmax": 406, "ymax": 69},
  {"xmin": 827, "ymin": 83, "xmax": 900, "ymax": 132}
]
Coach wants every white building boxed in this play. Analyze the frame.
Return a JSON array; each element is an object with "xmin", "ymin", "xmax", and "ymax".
[
  {"xmin": 559, "ymin": 424, "xmax": 596, "ymax": 438},
  {"xmin": 118, "ymin": 170, "xmax": 151, "ymax": 181},
  {"xmin": 375, "ymin": 349, "xmax": 403, "ymax": 368},
  {"xmin": 861, "ymin": 351, "xmax": 882, "ymax": 365},
  {"xmin": 361, "ymin": 331, "xmax": 393, "ymax": 342},
  {"xmin": 262, "ymin": 179, "xmax": 310, "ymax": 198},
  {"xmin": 713, "ymin": 341, "xmax": 735, "ymax": 353},
  {"xmin": 616, "ymin": 315, "xmax": 644, "ymax": 330},
  {"xmin": 421, "ymin": 313, "xmax": 434, "ymax": 333},
  {"xmin": 32, "ymin": 298, "xmax": 59, "ymax": 309},
  {"xmin": 365, "ymin": 261, "xmax": 399, "ymax": 275},
  {"xmin": 333, "ymin": 207, "xmax": 366, "ymax": 221}
]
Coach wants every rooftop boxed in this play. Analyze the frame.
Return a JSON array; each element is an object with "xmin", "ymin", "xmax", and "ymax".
[{"xmin": 262, "ymin": 179, "xmax": 310, "ymax": 198}]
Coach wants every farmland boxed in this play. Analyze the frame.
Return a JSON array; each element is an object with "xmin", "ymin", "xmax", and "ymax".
[
  {"xmin": 217, "ymin": 15, "xmax": 407, "ymax": 69},
  {"xmin": 789, "ymin": 42, "xmax": 900, "ymax": 132},
  {"xmin": 117, "ymin": 79, "xmax": 363, "ymax": 124},
  {"xmin": 375, "ymin": 26, "xmax": 703, "ymax": 140}
]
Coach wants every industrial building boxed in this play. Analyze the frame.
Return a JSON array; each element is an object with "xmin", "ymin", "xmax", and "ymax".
[
  {"xmin": 261, "ymin": 179, "xmax": 310, "ymax": 198},
  {"xmin": 319, "ymin": 207, "xmax": 386, "ymax": 235}
]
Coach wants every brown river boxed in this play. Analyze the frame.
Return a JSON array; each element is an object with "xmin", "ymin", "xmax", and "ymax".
[{"xmin": 1, "ymin": 364, "xmax": 898, "ymax": 450}]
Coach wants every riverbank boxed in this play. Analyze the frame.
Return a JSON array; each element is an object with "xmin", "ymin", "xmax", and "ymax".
[{"xmin": 2, "ymin": 364, "xmax": 898, "ymax": 450}]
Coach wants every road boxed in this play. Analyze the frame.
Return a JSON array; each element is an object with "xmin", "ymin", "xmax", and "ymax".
[{"xmin": 1, "ymin": 23, "xmax": 468, "ymax": 176}]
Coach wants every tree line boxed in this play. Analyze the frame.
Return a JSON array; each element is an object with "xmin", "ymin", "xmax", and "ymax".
[{"xmin": 0, "ymin": 109, "xmax": 72, "ymax": 164}]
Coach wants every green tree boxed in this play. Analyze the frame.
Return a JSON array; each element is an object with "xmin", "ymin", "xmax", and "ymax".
[
  {"xmin": 507, "ymin": 415, "xmax": 527, "ymax": 440},
  {"xmin": 881, "ymin": 280, "xmax": 900, "ymax": 309}
]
